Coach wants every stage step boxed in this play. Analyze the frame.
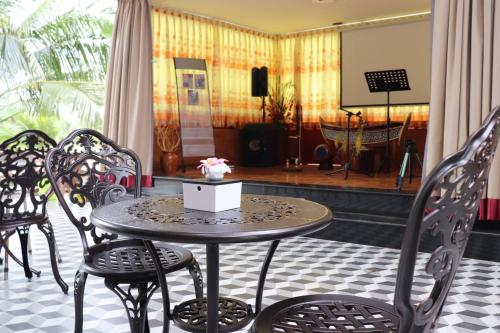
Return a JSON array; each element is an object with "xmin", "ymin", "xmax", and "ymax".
[
  {"xmin": 149, "ymin": 177, "xmax": 500, "ymax": 262},
  {"xmin": 149, "ymin": 177, "xmax": 414, "ymax": 224}
]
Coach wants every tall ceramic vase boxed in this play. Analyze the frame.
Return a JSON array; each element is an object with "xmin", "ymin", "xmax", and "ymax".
[{"xmin": 161, "ymin": 152, "xmax": 178, "ymax": 176}]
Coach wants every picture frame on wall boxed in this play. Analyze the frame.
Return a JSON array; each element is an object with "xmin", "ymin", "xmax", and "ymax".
[
  {"xmin": 182, "ymin": 74, "xmax": 193, "ymax": 88},
  {"xmin": 187, "ymin": 89, "xmax": 199, "ymax": 105},
  {"xmin": 195, "ymin": 74, "xmax": 206, "ymax": 89}
]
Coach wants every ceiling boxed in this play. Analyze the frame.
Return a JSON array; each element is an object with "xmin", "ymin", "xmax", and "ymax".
[{"xmin": 151, "ymin": 0, "xmax": 431, "ymax": 34}]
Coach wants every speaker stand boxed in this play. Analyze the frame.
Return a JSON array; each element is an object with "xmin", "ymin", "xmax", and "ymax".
[{"xmin": 261, "ymin": 96, "xmax": 266, "ymax": 123}]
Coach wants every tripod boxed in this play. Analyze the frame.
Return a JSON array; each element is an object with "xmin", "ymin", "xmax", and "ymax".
[
  {"xmin": 328, "ymin": 109, "xmax": 362, "ymax": 180},
  {"xmin": 396, "ymin": 139, "xmax": 422, "ymax": 191}
]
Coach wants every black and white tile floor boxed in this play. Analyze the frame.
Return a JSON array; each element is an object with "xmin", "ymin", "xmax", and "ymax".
[{"xmin": 1, "ymin": 203, "xmax": 500, "ymax": 333}]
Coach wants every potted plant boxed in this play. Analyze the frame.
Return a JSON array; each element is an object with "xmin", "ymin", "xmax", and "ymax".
[
  {"xmin": 266, "ymin": 80, "xmax": 295, "ymax": 125},
  {"xmin": 155, "ymin": 122, "xmax": 180, "ymax": 176},
  {"xmin": 266, "ymin": 79, "xmax": 295, "ymax": 163}
]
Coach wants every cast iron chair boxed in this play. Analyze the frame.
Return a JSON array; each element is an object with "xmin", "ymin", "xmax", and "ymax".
[
  {"xmin": 45, "ymin": 129, "xmax": 203, "ymax": 333},
  {"xmin": 252, "ymin": 106, "xmax": 500, "ymax": 333},
  {"xmin": 0, "ymin": 130, "xmax": 68, "ymax": 293}
]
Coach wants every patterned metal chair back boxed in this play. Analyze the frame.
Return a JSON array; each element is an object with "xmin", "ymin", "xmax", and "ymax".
[
  {"xmin": 394, "ymin": 106, "xmax": 500, "ymax": 332},
  {"xmin": 45, "ymin": 129, "xmax": 141, "ymax": 257},
  {"xmin": 0, "ymin": 130, "xmax": 56, "ymax": 222}
]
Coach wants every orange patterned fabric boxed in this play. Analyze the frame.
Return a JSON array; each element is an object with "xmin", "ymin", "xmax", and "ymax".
[
  {"xmin": 152, "ymin": 8, "xmax": 277, "ymax": 127},
  {"xmin": 152, "ymin": 8, "xmax": 428, "ymax": 129},
  {"xmin": 347, "ymin": 105, "xmax": 429, "ymax": 128},
  {"xmin": 277, "ymin": 31, "xmax": 341, "ymax": 128}
]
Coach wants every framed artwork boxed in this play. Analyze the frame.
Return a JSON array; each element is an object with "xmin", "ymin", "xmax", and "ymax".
[
  {"xmin": 195, "ymin": 74, "xmax": 206, "ymax": 89},
  {"xmin": 182, "ymin": 74, "xmax": 193, "ymax": 88},
  {"xmin": 187, "ymin": 90, "xmax": 199, "ymax": 105}
]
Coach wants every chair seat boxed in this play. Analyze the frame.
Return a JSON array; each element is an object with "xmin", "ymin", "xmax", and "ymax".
[
  {"xmin": 252, "ymin": 294, "xmax": 399, "ymax": 333},
  {"xmin": 82, "ymin": 239, "xmax": 195, "ymax": 279},
  {"xmin": 0, "ymin": 214, "xmax": 48, "ymax": 229}
]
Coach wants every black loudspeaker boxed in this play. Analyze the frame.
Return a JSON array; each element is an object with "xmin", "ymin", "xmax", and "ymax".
[
  {"xmin": 251, "ymin": 67, "xmax": 268, "ymax": 97},
  {"xmin": 240, "ymin": 123, "xmax": 276, "ymax": 167}
]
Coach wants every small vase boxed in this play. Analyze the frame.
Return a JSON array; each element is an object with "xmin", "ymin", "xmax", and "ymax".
[
  {"xmin": 161, "ymin": 152, "xmax": 178, "ymax": 176},
  {"xmin": 204, "ymin": 164, "xmax": 228, "ymax": 181}
]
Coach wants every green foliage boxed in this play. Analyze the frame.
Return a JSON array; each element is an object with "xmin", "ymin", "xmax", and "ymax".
[
  {"xmin": 267, "ymin": 78, "xmax": 295, "ymax": 124},
  {"xmin": 0, "ymin": 111, "xmax": 73, "ymax": 142},
  {"xmin": 0, "ymin": 0, "xmax": 114, "ymax": 137}
]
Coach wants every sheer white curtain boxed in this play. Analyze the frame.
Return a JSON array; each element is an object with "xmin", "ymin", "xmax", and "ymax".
[
  {"xmin": 104, "ymin": 0, "xmax": 154, "ymax": 182},
  {"xmin": 425, "ymin": 0, "xmax": 500, "ymax": 220}
]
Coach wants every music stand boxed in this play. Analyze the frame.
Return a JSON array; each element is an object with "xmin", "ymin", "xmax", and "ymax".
[{"xmin": 364, "ymin": 69, "xmax": 410, "ymax": 173}]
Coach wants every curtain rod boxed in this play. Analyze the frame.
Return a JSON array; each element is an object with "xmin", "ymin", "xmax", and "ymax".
[
  {"xmin": 152, "ymin": 6, "xmax": 276, "ymax": 37},
  {"xmin": 283, "ymin": 11, "xmax": 431, "ymax": 36},
  {"xmin": 152, "ymin": 6, "xmax": 431, "ymax": 37}
]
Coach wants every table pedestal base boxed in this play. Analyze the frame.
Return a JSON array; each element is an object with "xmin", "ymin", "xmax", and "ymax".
[{"xmin": 173, "ymin": 297, "xmax": 253, "ymax": 332}]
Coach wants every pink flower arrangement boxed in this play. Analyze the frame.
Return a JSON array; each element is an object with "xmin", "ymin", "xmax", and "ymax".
[{"xmin": 198, "ymin": 158, "xmax": 231, "ymax": 180}]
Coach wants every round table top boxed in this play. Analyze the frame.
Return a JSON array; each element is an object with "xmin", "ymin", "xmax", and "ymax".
[{"xmin": 90, "ymin": 194, "xmax": 332, "ymax": 244}]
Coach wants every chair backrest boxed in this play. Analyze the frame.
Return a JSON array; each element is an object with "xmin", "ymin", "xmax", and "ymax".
[
  {"xmin": 394, "ymin": 106, "xmax": 500, "ymax": 332},
  {"xmin": 45, "ymin": 129, "xmax": 141, "ymax": 257},
  {"xmin": 0, "ymin": 130, "xmax": 56, "ymax": 222}
]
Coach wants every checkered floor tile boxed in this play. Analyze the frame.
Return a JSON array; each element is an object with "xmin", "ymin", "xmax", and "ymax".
[{"xmin": 1, "ymin": 203, "xmax": 500, "ymax": 333}]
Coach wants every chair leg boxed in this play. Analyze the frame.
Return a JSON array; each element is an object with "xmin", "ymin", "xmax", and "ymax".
[
  {"xmin": 3, "ymin": 239, "xmax": 7, "ymax": 271},
  {"xmin": 1, "ymin": 229, "xmax": 40, "ymax": 276},
  {"xmin": 1, "ymin": 230, "xmax": 15, "ymax": 272},
  {"xmin": 140, "ymin": 283, "xmax": 150, "ymax": 333},
  {"xmin": 74, "ymin": 270, "xmax": 88, "ymax": 333},
  {"xmin": 27, "ymin": 232, "xmax": 32, "ymax": 254},
  {"xmin": 54, "ymin": 237, "xmax": 62, "ymax": 263},
  {"xmin": 17, "ymin": 226, "xmax": 34, "ymax": 279},
  {"xmin": 187, "ymin": 258, "xmax": 204, "ymax": 299},
  {"xmin": 37, "ymin": 221, "xmax": 68, "ymax": 293},
  {"xmin": 104, "ymin": 279, "xmax": 159, "ymax": 333}
]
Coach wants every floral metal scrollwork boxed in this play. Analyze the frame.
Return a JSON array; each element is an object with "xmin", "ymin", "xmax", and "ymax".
[
  {"xmin": 127, "ymin": 196, "xmax": 297, "ymax": 225},
  {"xmin": 46, "ymin": 130, "xmax": 139, "ymax": 250},
  {"xmin": 0, "ymin": 131, "xmax": 56, "ymax": 221},
  {"xmin": 411, "ymin": 114, "xmax": 500, "ymax": 329}
]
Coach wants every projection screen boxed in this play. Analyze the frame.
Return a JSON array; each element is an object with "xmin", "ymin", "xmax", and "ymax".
[{"xmin": 341, "ymin": 19, "xmax": 431, "ymax": 107}]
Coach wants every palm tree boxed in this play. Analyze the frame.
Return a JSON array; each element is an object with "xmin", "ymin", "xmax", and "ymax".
[{"xmin": 0, "ymin": 0, "xmax": 113, "ymax": 141}]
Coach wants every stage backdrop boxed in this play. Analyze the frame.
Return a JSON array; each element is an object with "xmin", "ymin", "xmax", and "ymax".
[{"xmin": 152, "ymin": 8, "xmax": 430, "ymax": 129}]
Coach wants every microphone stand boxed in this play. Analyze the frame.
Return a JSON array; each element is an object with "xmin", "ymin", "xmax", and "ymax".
[{"xmin": 328, "ymin": 109, "xmax": 362, "ymax": 180}]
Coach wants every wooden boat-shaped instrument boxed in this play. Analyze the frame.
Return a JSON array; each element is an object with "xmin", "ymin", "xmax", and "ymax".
[{"xmin": 319, "ymin": 113, "xmax": 411, "ymax": 149}]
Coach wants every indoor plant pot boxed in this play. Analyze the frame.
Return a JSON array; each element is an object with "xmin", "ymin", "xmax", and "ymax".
[{"xmin": 161, "ymin": 151, "xmax": 178, "ymax": 176}]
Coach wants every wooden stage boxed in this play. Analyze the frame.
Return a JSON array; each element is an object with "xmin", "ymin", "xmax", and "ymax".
[{"xmin": 172, "ymin": 164, "xmax": 421, "ymax": 193}]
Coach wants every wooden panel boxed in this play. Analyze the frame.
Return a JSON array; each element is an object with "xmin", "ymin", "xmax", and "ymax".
[
  {"xmin": 175, "ymin": 164, "xmax": 420, "ymax": 193},
  {"xmin": 154, "ymin": 127, "xmax": 427, "ymax": 174}
]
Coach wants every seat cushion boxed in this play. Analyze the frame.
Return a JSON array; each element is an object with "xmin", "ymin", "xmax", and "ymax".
[
  {"xmin": 252, "ymin": 294, "xmax": 399, "ymax": 333},
  {"xmin": 82, "ymin": 239, "xmax": 194, "ymax": 279}
]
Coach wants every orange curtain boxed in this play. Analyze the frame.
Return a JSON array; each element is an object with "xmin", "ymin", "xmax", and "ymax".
[
  {"xmin": 152, "ymin": 8, "xmax": 429, "ymax": 129},
  {"xmin": 152, "ymin": 8, "xmax": 277, "ymax": 127},
  {"xmin": 278, "ymin": 31, "xmax": 341, "ymax": 128},
  {"xmin": 348, "ymin": 105, "xmax": 429, "ymax": 128}
]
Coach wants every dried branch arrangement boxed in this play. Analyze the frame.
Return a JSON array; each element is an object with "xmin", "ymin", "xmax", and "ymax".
[{"xmin": 155, "ymin": 122, "xmax": 180, "ymax": 153}]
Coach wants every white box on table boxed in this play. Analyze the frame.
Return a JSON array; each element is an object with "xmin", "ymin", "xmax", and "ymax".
[{"xmin": 182, "ymin": 179, "xmax": 242, "ymax": 212}]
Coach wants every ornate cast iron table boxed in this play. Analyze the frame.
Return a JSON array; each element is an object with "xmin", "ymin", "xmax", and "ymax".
[{"xmin": 90, "ymin": 194, "xmax": 332, "ymax": 333}]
